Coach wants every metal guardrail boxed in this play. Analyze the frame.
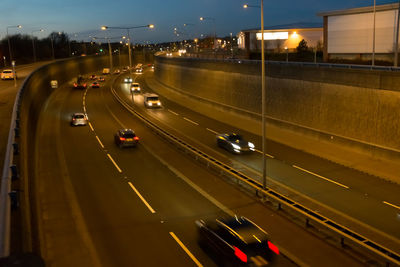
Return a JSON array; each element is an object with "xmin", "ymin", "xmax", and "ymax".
[{"xmin": 111, "ymin": 85, "xmax": 400, "ymax": 266}]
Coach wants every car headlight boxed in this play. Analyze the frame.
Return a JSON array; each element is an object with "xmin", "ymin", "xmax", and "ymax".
[
  {"xmin": 148, "ymin": 102, "xmax": 153, "ymax": 106},
  {"xmin": 248, "ymin": 142, "xmax": 255, "ymax": 148},
  {"xmin": 157, "ymin": 102, "xmax": 161, "ymax": 106},
  {"xmin": 232, "ymin": 143, "xmax": 241, "ymax": 150}
]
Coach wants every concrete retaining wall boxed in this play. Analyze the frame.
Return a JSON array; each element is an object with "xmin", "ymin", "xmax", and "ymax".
[{"xmin": 155, "ymin": 57, "xmax": 400, "ymax": 154}]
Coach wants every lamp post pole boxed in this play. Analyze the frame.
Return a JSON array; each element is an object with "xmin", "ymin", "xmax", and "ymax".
[
  {"xmin": 372, "ymin": 0, "xmax": 376, "ymax": 66},
  {"xmin": 31, "ymin": 29, "xmax": 44, "ymax": 62},
  {"xmin": 6, "ymin": 25, "xmax": 22, "ymax": 66},
  {"xmin": 395, "ymin": 0, "xmax": 400, "ymax": 67}
]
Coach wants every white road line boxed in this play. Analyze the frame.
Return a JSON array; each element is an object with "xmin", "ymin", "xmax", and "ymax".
[
  {"xmin": 83, "ymin": 106, "xmax": 86, "ymax": 113},
  {"xmin": 293, "ymin": 165, "xmax": 349, "ymax": 189},
  {"xmin": 128, "ymin": 182, "xmax": 156, "ymax": 213},
  {"xmin": 169, "ymin": 232, "xmax": 203, "ymax": 267},
  {"xmin": 383, "ymin": 201, "xmax": 400, "ymax": 210},
  {"xmin": 107, "ymin": 154, "xmax": 122, "ymax": 173},
  {"xmin": 88, "ymin": 122, "xmax": 94, "ymax": 131},
  {"xmin": 95, "ymin": 136, "xmax": 104, "ymax": 148},
  {"xmin": 168, "ymin": 109, "xmax": 179, "ymax": 116},
  {"xmin": 183, "ymin": 117, "xmax": 199, "ymax": 126},
  {"xmin": 254, "ymin": 149, "xmax": 274, "ymax": 158},
  {"xmin": 206, "ymin": 128, "xmax": 218, "ymax": 135}
]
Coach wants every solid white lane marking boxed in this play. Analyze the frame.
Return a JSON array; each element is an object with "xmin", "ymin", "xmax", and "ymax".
[
  {"xmin": 169, "ymin": 232, "xmax": 203, "ymax": 267},
  {"xmin": 183, "ymin": 117, "xmax": 199, "ymax": 126},
  {"xmin": 168, "ymin": 109, "xmax": 179, "ymax": 116},
  {"xmin": 293, "ymin": 165, "xmax": 349, "ymax": 189},
  {"xmin": 128, "ymin": 182, "xmax": 155, "ymax": 213},
  {"xmin": 88, "ymin": 122, "xmax": 94, "ymax": 131},
  {"xmin": 254, "ymin": 149, "xmax": 274, "ymax": 158},
  {"xmin": 95, "ymin": 136, "xmax": 104, "ymax": 148},
  {"xmin": 107, "ymin": 153, "xmax": 122, "ymax": 173},
  {"xmin": 383, "ymin": 201, "xmax": 400, "ymax": 211},
  {"xmin": 206, "ymin": 128, "xmax": 218, "ymax": 135}
]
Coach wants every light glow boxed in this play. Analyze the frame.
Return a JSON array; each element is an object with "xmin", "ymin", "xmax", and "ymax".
[{"xmin": 256, "ymin": 32, "xmax": 288, "ymax": 40}]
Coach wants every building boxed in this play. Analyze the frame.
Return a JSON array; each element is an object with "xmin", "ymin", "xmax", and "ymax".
[
  {"xmin": 318, "ymin": 3, "xmax": 400, "ymax": 62},
  {"xmin": 237, "ymin": 23, "xmax": 323, "ymax": 53}
]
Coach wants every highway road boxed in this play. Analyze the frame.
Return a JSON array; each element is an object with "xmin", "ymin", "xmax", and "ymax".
[
  {"xmin": 115, "ymin": 68, "xmax": 400, "ymax": 253},
  {"xmin": 31, "ymin": 70, "xmax": 365, "ymax": 266}
]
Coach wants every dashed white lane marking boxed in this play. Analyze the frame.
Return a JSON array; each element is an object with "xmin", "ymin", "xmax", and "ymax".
[
  {"xmin": 254, "ymin": 149, "xmax": 274, "ymax": 158},
  {"xmin": 293, "ymin": 165, "xmax": 349, "ymax": 189},
  {"xmin": 383, "ymin": 201, "xmax": 400, "ymax": 211},
  {"xmin": 169, "ymin": 232, "xmax": 203, "ymax": 267},
  {"xmin": 183, "ymin": 117, "xmax": 199, "ymax": 126},
  {"xmin": 128, "ymin": 182, "xmax": 156, "ymax": 213},
  {"xmin": 107, "ymin": 153, "xmax": 122, "ymax": 173},
  {"xmin": 88, "ymin": 122, "xmax": 94, "ymax": 131},
  {"xmin": 206, "ymin": 128, "xmax": 218, "ymax": 135},
  {"xmin": 168, "ymin": 109, "xmax": 179, "ymax": 116},
  {"xmin": 95, "ymin": 136, "xmax": 104, "ymax": 148}
]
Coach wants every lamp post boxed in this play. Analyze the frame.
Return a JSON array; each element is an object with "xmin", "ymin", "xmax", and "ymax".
[
  {"xmin": 395, "ymin": 0, "xmax": 400, "ymax": 66},
  {"xmin": 6, "ymin": 25, "xmax": 22, "ymax": 66},
  {"xmin": 244, "ymin": 2, "xmax": 267, "ymax": 189},
  {"xmin": 285, "ymin": 46, "xmax": 288, "ymax": 62},
  {"xmin": 101, "ymin": 24, "xmax": 154, "ymax": 72},
  {"xmin": 372, "ymin": 0, "xmax": 376, "ymax": 66},
  {"xmin": 31, "ymin": 29, "xmax": 44, "ymax": 62},
  {"xmin": 199, "ymin": 17, "xmax": 216, "ymax": 50}
]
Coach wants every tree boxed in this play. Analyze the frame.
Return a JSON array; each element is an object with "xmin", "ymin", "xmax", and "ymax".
[{"xmin": 296, "ymin": 39, "xmax": 308, "ymax": 53}]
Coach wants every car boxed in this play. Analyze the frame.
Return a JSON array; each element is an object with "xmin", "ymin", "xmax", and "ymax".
[
  {"xmin": 113, "ymin": 69, "xmax": 121, "ymax": 75},
  {"xmin": 122, "ymin": 66, "xmax": 129, "ymax": 72},
  {"xmin": 196, "ymin": 216, "xmax": 279, "ymax": 266},
  {"xmin": 135, "ymin": 67, "xmax": 143, "ymax": 74},
  {"xmin": 91, "ymin": 81, "xmax": 100, "ymax": 88},
  {"xmin": 1, "ymin": 69, "xmax": 16, "ymax": 80},
  {"xmin": 143, "ymin": 93, "xmax": 162, "ymax": 108},
  {"xmin": 71, "ymin": 113, "xmax": 87, "ymax": 126},
  {"xmin": 102, "ymin": 68, "xmax": 110, "ymax": 75},
  {"xmin": 123, "ymin": 76, "xmax": 133, "ymax": 83},
  {"xmin": 98, "ymin": 76, "xmax": 105, "ymax": 82},
  {"xmin": 89, "ymin": 74, "xmax": 97, "ymax": 80},
  {"xmin": 114, "ymin": 129, "xmax": 139, "ymax": 148},
  {"xmin": 130, "ymin": 82, "xmax": 141, "ymax": 93},
  {"xmin": 216, "ymin": 133, "xmax": 255, "ymax": 154},
  {"xmin": 73, "ymin": 76, "xmax": 87, "ymax": 89}
]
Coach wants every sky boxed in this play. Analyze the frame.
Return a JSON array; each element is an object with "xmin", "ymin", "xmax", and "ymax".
[{"xmin": 0, "ymin": 0, "xmax": 398, "ymax": 43}]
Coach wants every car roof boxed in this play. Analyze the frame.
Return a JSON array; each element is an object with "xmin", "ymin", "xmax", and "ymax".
[
  {"xmin": 131, "ymin": 83, "xmax": 139, "ymax": 85},
  {"xmin": 216, "ymin": 217, "xmax": 269, "ymax": 244},
  {"xmin": 144, "ymin": 93, "xmax": 158, "ymax": 97},
  {"xmin": 73, "ymin": 112, "xmax": 85, "ymax": 116},
  {"xmin": 119, "ymin": 128, "xmax": 135, "ymax": 134}
]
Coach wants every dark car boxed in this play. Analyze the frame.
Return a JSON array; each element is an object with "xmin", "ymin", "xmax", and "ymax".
[
  {"xmin": 196, "ymin": 216, "xmax": 279, "ymax": 266},
  {"xmin": 73, "ymin": 76, "xmax": 87, "ymax": 89},
  {"xmin": 89, "ymin": 74, "xmax": 97, "ymax": 80},
  {"xmin": 114, "ymin": 129, "xmax": 139, "ymax": 148},
  {"xmin": 216, "ymin": 133, "xmax": 255, "ymax": 154},
  {"xmin": 91, "ymin": 81, "xmax": 100, "ymax": 88},
  {"xmin": 98, "ymin": 76, "xmax": 105, "ymax": 82}
]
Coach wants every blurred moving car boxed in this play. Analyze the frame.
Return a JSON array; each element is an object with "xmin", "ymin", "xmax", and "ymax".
[
  {"xmin": 73, "ymin": 76, "xmax": 87, "ymax": 89},
  {"xmin": 98, "ymin": 76, "xmax": 105, "ymax": 82},
  {"xmin": 114, "ymin": 129, "xmax": 139, "ymax": 148},
  {"xmin": 102, "ymin": 68, "xmax": 110, "ymax": 75},
  {"xmin": 113, "ymin": 69, "xmax": 121, "ymax": 75},
  {"xmin": 123, "ymin": 76, "xmax": 133, "ymax": 83},
  {"xmin": 1, "ymin": 69, "xmax": 16, "ymax": 80},
  {"xmin": 122, "ymin": 66, "xmax": 129, "ymax": 72},
  {"xmin": 130, "ymin": 82, "xmax": 141, "ymax": 93},
  {"xmin": 71, "ymin": 113, "xmax": 88, "ymax": 126},
  {"xmin": 89, "ymin": 74, "xmax": 97, "ymax": 80},
  {"xmin": 135, "ymin": 67, "xmax": 143, "ymax": 74},
  {"xmin": 143, "ymin": 93, "xmax": 162, "ymax": 108},
  {"xmin": 196, "ymin": 216, "xmax": 279, "ymax": 266},
  {"xmin": 216, "ymin": 133, "xmax": 255, "ymax": 154},
  {"xmin": 91, "ymin": 81, "xmax": 100, "ymax": 88}
]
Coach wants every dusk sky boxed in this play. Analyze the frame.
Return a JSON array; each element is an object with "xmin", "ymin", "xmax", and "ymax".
[{"xmin": 0, "ymin": 0, "xmax": 397, "ymax": 43}]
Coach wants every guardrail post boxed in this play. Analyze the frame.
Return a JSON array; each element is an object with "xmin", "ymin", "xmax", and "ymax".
[
  {"xmin": 12, "ymin": 143, "xmax": 19, "ymax": 155},
  {"xmin": 14, "ymin": 127, "xmax": 19, "ymax": 138},
  {"xmin": 9, "ymin": 191, "xmax": 19, "ymax": 210},
  {"xmin": 305, "ymin": 218, "xmax": 310, "ymax": 227},
  {"xmin": 15, "ymin": 119, "xmax": 19, "ymax": 128},
  {"xmin": 10, "ymin": 165, "xmax": 18, "ymax": 180},
  {"xmin": 340, "ymin": 237, "xmax": 345, "ymax": 247}
]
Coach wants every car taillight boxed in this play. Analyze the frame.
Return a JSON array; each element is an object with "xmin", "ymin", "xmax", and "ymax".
[
  {"xmin": 134, "ymin": 136, "xmax": 139, "ymax": 141},
  {"xmin": 83, "ymin": 83, "xmax": 87, "ymax": 87},
  {"xmin": 73, "ymin": 83, "xmax": 77, "ymax": 87},
  {"xmin": 268, "ymin": 241, "xmax": 279, "ymax": 255},
  {"xmin": 119, "ymin": 137, "xmax": 126, "ymax": 141},
  {"xmin": 234, "ymin": 247, "xmax": 247, "ymax": 263}
]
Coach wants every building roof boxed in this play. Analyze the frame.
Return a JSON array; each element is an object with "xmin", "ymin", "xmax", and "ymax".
[
  {"xmin": 318, "ymin": 3, "xmax": 400, "ymax": 17},
  {"xmin": 242, "ymin": 22, "xmax": 323, "ymax": 32}
]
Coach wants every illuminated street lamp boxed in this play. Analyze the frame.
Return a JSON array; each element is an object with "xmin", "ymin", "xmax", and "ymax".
[
  {"xmin": 6, "ymin": 25, "xmax": 22, "ymax": 66},
  {"xmin": 101, "ymin": 24, "xmax": 154, "ymax": 72},
  {"xmin": 31, "ymin": 29, "xmax": 44, "ymax": 62},
  {"xmin": 244, "ymin": 2, "xmax": 267, "ymax": 189},
  {"xmin": 199, "ymin": 17, "xmax": 216, "ymax": 50}
]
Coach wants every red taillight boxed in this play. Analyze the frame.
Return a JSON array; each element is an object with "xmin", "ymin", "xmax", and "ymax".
[
  {"xmin": 119, "ymin": 137, "xmax": 126, "ymax": 141},
  {"xmin": 73, "ymin": 83, "xmax": 77, "ymax": 87},
  {"xmin": 134, "ymin": 136, "xmax": 139, "ymax": 141},
  {"xmin": 83, "ymin": 83, "xmax": 87, "ymax": 87},
  {"xmin": 268, "ymin": 241, "xmax": 279, "ymax": 255},
  {"xmin": 234, "ymin": 247, "xmax": 247, "ymax": 263}
]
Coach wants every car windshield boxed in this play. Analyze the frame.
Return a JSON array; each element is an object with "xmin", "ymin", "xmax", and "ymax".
[
  {"xmin": 3, "ymin": 70, "xmax": 12, "ymax": 73},
  {"xmin": 147, "ymin": 97, "xmax": 159, "ymax": 101},
  {"xmin": 74, "ymin": 114, "xmax": 85, "ymax": 119},
  {"xmin": 229, "ymin": 134, "xmax": 242, "ymax": 141},
  {"xmin": 122, "ymin": 132, "xmax": 135, "ymax": 138},
  {"xmin": 132, "ymin": 84, "xmax": 139, "ymax": 87}
]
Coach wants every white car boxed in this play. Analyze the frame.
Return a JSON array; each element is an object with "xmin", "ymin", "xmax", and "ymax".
[
  {"xmin": 1, "ymin": 69, "xmax": 16, "ymax": 80},
  {"xmin": 130, "ymin": 83, "xmax": 141, "ymax": 93},
  {"xmin": 144, "ymin": 93, "xmax": 162, "ymax": 108},
  {"xmin": 123, "ymin": 77, "xmax": 133, "ymax": 83},
  {"xmin": 71, "ymin": 113, "xmax": 88, "ymax": 126}
]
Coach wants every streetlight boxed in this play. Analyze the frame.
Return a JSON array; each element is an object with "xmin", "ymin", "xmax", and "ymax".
[
  {"xmin": 50, "ymin": 32, "xmax": 61, "ymax": 60},
  {"xmin": 244, "ymin": 2, "xmax": 267, "ymax": 189},
  {"xmin": 6, "ymin": 25, "xmax": 22, "ymax": 66},
  {"xmin": 199, "ymin": 17, "xmax": 216, "ymax": 50},
  {"xmin": 101, "ymin": 24, "xmax": 154, "ymax": 71},
  {"xmin": 31, "ymin": 29, "xmax": 44, "ymax": 62}
]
